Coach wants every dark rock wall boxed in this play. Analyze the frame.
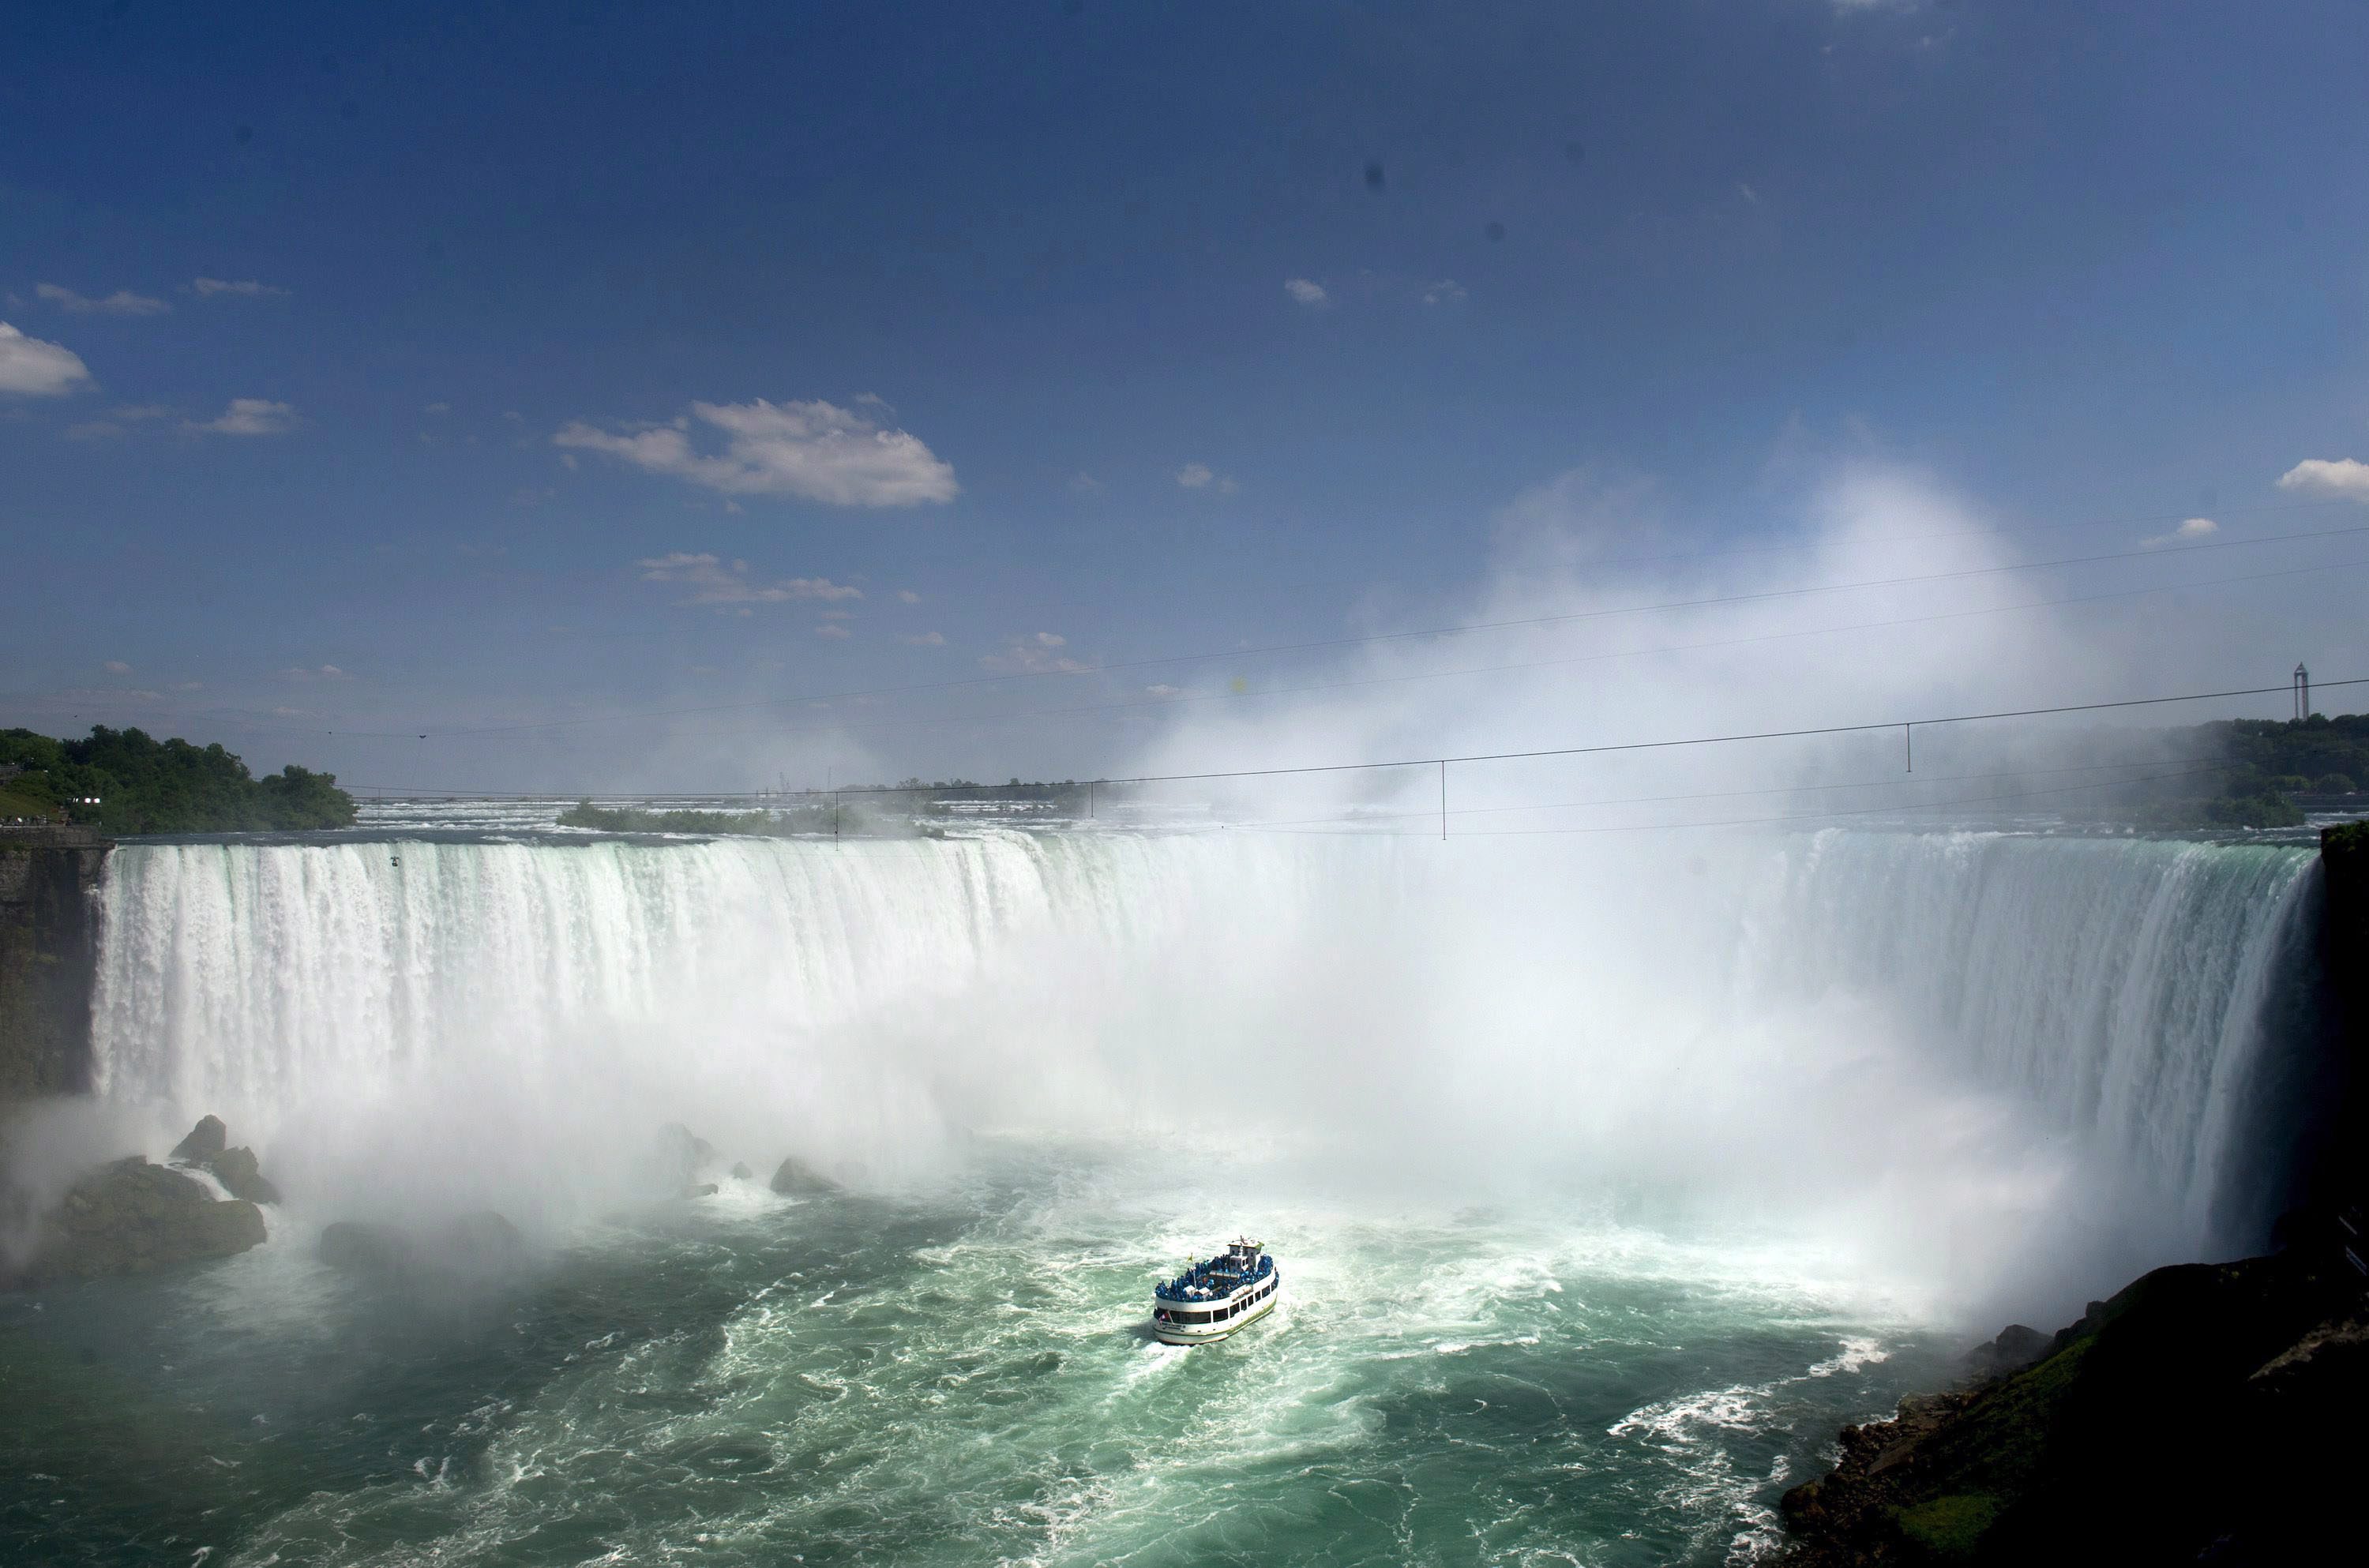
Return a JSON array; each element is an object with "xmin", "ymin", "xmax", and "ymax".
[
  {"xmin": 2311, "ymin": 823, "xmax": 2369, "ymax": 1221},
  {"xmin": 0, "ymin": 826, "xmax": 111, "ymax": 1103}
]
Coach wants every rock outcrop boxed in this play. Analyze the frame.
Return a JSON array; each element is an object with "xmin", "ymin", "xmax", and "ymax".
[
  {"xmin": 163, "ymin": 1116, "xmax": 284, "ymax": 1205},
  {"xmin": 1777, "ymin": 1250, "xmax": 2369, "ymax": 1564},
  {"xmin": 14, "ymin": 1156, "xmax": 265, "ymax": 1282},
  {"xmin": 208, "ymin": 1144, "xmax": 283, "ymax": 1204},
  {"xmin": 769, "ymin": 1155, "xmax": 839, "ymax": 1196},
  {"xmin": 321, "ymin": 1210, "xmax": 527, "ymax": 1281},
  {"xmin": 169, "ymin": 1113, "xmax": 227, "ymax": 1164}
]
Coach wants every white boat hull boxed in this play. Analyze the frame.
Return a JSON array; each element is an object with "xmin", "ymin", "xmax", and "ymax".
[{"xmin": 1151, "ymin": 1275, "xmax": 1282, "ymax": 1345}]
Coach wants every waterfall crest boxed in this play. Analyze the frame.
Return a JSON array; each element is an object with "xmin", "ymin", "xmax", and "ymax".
[{"xmin": 88, "ymin": 827, "xmax": 2319, "ymax": 1267}]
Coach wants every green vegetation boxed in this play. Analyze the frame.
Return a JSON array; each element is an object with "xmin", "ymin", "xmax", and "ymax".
[
  {"xmin": 2325, "ymin": 820, "xmax": 2369, "ymax": 855},
  {"xmin": 0, "ymin": 727, "xmax": 355, "ymax": 834},
  {"xmin": 1781, "ymin": 1251, "xmax": 2363, "ymax": 1562},
  {"xmin": 1892, "ymin": 1493, "xmax": 2002, "ymax": 1559},
  {"xmin": 2111, "ymin": 711, "xmax": 2369, "ymax": 829}
]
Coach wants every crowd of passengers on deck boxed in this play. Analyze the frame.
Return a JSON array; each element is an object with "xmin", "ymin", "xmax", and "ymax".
[{"xmin": 1154, "ymin": 1252, "xmax": 1275, "ymax": 1302}]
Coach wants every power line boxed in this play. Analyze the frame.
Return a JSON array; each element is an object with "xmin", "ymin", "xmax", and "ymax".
[
  {"xmin": 343, "ymin": 675, "xmax": 2362, "ymax": 804},
  {"xmin": 262, "ymin": 517, "xmax": 2369, "ymax": 741},
  {"xmin": 347, "ymin": 553, "xmax": 2369, "ymax": 754},
  {"xmin": 81, "ymin": 549, "xmax": 2345, "ymax": 758},
  {"xmin": 772, "ymin": 673, "xmax": 2369, "ymax": 794},
  {"xmin": 1240, "ymin": 763, "xmax": 2239, "ymax": 839}
]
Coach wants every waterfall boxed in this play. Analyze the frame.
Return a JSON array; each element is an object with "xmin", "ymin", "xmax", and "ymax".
[{"xmin": 86, "ymin": 827, "xmax": 2320, "ymax": 1269}]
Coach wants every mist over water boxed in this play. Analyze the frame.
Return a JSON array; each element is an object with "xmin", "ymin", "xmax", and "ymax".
[{"xmin": 88, "ymin": 823, "xmax": 2317, "ymax": 1315}]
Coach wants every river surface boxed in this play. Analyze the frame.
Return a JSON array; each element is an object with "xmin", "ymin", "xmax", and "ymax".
[{"xmin": 2, "ymin": 1139, "xmax": 1953, "ymax": 1567}]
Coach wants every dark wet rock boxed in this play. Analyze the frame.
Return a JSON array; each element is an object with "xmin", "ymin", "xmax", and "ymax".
[
  {"xmin": 1961, "ymin": 1322, "xmax": 2050, "ymax": 1381},
  {"xmin": 728, "ymin": 1161, "xmax": 753, "ymax": 1181},
  {"xmin": 168, "ymin": 1114, "xmax": 227, "ymax": 1165},
  {"xmin": 680, "ymin": 1182, "xmax": 719, "ymax": 1199},
  {"xmin": 769, "ymin": 1155, "xmax": 839, "ymax": 1197},
  {"xmin": 1776, "ymin": 1252, "xmax": 2369, "ymax": 1564},
  {"xmin": 13, "ymin": 1155, "xmax": 265, "ymax": 1282},
  {"xmin": 208, "ymin": 1144, "xmax": 283, "ymax": 1205},
  {"xmin": 321, "ymin": 1210, "xmax": 527, "ymax": 1281},
  {"xmin": 655, "ymin": 1122, "xmax": 719, "ymax": 1181},
  {"xmin": 319, "ymin": 1219, "xmax": 414, "ymax": 1274}
]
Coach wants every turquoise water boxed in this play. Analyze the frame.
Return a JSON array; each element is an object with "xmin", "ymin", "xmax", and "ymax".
[{"xmin": 2, "ymin": 1142, "xmax": 1951, "ymax": 1567}]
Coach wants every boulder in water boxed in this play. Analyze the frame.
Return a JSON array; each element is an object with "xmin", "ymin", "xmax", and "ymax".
[
  {"xmin": 321, "ymin": 1210, "xmax": 527, "ymax": 1281},
  {"xmin": 728, "ymin": 1161, "xmax": 753, "ymax": 1181},
  {"xmin": 19, "ymin": 1156, "xmax": 265, "ymax": 1281},
  {"xmin": 319, "ymin": 1219, "xmax": 416, "ymax": 1275},
  {"xmin": 209, "ymin": 1145, "xmax": 283, "ymax": 1206},
  {"xmin": 769, "ymin": 1156, "xmax": 839, "ymax": 1197},
  {"xmin": 169, "ymin": 1115, "xmax": 227, "ymax": 1165},
  {"xmin": 166, "ymin": 1115, "xmax": 284, "ymax": 1205}
]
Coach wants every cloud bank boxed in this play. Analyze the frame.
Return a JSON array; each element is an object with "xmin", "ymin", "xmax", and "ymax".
[
  {"xmin": 2277, "ymin": 458, "xmax": 2369, "ymax": 501},
  {"xmin": 189, "ymin": 398, "xmax": 298, "ymax": 436},
  {"xmin": 37, "ymin": 283, "xmax": 169, "ymax": 317},
  {"xmin": 636, "ymin": 553, "xmax": 864, "ymax": 606},
  {"xmin": 557, "ymin": 398, "xmax": 958, "ymax": 508},
  {"xmin": 0, "ymin": 323, "xmax": 94, "ymax": 396}
]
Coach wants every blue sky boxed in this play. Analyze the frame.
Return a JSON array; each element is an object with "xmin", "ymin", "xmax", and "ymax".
[{"xmin": 5, "ymin": 0, "xmax": 2368, "ymax": 794}]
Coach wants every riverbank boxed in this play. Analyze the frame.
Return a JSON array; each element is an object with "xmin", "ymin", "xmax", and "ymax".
[{"xmin": 1775, "ymin": 1244, "xmax": 2367, "ymax": 1562}]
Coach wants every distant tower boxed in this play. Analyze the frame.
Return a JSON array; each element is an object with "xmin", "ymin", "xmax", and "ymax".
[{"xmin": 2294, "ymin": 662, "xmax": 2311, "ymax": 722}]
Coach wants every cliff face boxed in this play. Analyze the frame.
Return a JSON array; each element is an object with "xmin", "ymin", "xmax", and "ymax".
[
  {"xmin": 2316, "ymin": 823, "xmax": 2369, "ymax": 1221},
  {"xmin": 0, "ymin": 826, "xmax": 111, "ymax": 1101},
  {"xmin": 1778, "ymin": 1252, "xmax": 2367, "ymax": 1564}
]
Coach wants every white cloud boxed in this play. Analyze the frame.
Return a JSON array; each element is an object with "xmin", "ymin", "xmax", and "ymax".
[
  {"xmin": 1145, "ymin": 684, "xmax": 1182, "ymax": 698},
  {"xmin": 1070, "ymin": 471, "xmax": 1104, "ymax": 494},
  {"xmin": 981, "ymin": 631, "xmax": 1091, "ymax": 674},
  {"xmin": 635, "ymin": 552, "xmax": 864, "ymax": 606},
  {"xmin": 2142, "ymin": 516, "xmax": 2219, "ymax": 548},
  {"xmin": 0, "ymin": 322, "xmax": 94, "ymax": 396},
  {"xmin": 2277, "ymin": 458, "xmax": 2369, "ymax": 501},
  {"xmin": 903, "ymin": 631, "xmax": 946, "ymax": 647},
  {"xmin": 1285, "ymin": 277, "xmax": 1330, "ymax": 307},
  {"xmin": 815, "ymin": 622, "xmax": 852, "ymax": 639},
  {"xmin": 189, "ymin": 397, "xmax": 298, "ymax": 436},
  {"xmin": 113, "ymin": 403, "xmax": 174, "ymax": 422},
  {"xmin": 1736, "ymin": 182, "xmax": 1761, "ymax": 205},
  {"xmin": 103, "ymin": 660, "xmax": 133, "ymax": 675},
  {"xmin": 1177, "ymin": 463, "xmax": 1214, "ymax": 489},
  {"xmin": 190, "ymin": 278, "xmax": 288, "ymax": 298},
  {"xmin": 280, "ymin": 664, "xmax": 349, "ymax": 681},
  {"xmin": 424, "ymin": 401, "xmax": 451, "ymax": 415},
  {"xmin": 1421, "ymin": 279, "xmax": 1468, "ymax": 306},
  {"xmin": 36, "ymin": 283, "xmax": 169, "ymax": 317},
  {"xmin": 556, "ymin": 397, "xmax": 957, "ymax": 508},
  {"xmin": 898, "ymin": 589, "xmax": 922, "ymax": 604}
]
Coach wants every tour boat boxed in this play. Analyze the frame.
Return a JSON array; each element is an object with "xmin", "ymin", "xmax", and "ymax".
[{"xmin": 1151, "ymin": 1237, "xmax": 1281, "ymax": 1344}]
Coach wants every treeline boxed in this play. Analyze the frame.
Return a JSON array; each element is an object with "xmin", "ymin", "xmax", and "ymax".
[
  {"xmin": 2119, "ymin": 712, "xmax": 2369, "ymax": 829},
  {"xmin": 0, "ymin": 726, "xmax": 356, "ymax": 834}
]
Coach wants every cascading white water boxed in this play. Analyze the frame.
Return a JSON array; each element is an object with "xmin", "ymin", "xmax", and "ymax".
[{"xmin": 86, "ymin": 826, "xmax": 2320, "ymax": 1287}]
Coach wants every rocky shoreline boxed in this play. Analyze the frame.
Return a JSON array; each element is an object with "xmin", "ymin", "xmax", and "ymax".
[
  {"xmin": 1777, "ymin": 1238, "xmax": 2368, "ymax": 1563},
  {"xmin": 1, "ymin": 1116, "xmax": 280, "ymax": 1288},
  {"xmin": 3, "ymin": 1111, "xmax": 846, "ymax": 1292}
]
